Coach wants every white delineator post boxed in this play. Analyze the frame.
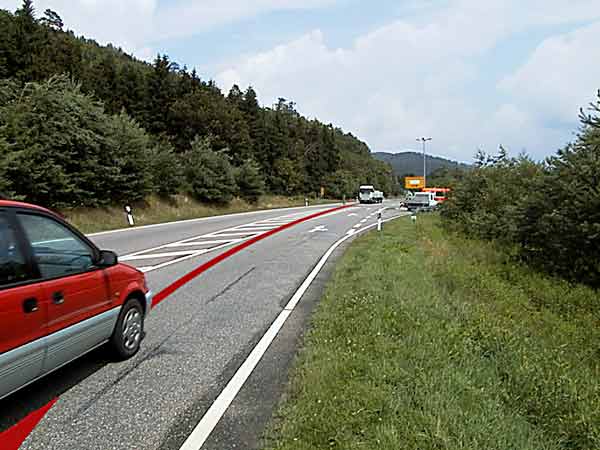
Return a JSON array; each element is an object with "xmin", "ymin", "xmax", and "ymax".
[
  {"xmin": 377, "ymin": 212, "xmax": 382, "ymax": 231},
  {"xmin": 124, "ymin": 205, "xmax": 134, "ymax": 226}
]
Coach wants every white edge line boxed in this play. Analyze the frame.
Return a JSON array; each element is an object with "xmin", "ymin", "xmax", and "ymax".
[
  {"xmin": 87, "ymin": 203, "xmax": 343, "ymax": 237},
  {"xmin": 178, "ymin": 213, "xmax": 405, "ymax": 450}
]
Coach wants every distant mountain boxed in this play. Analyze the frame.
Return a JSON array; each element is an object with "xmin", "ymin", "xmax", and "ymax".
[{"xmin": 373, "ymin": 151, "xmax": 470, "ymax": 177}]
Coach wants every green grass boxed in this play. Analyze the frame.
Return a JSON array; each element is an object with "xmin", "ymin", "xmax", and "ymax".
[
  {"xmin": 60, "ymin": 195, "xmax": 338, "ymax": 234},
  {"xmin": 263, "ymin": 215, "xmax": 600, "ymax": 450}
]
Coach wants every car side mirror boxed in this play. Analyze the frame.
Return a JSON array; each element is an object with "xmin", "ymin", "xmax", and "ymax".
[{"xmin": 98, "ymin": 250, "xmax": 118, "ymax": 267}]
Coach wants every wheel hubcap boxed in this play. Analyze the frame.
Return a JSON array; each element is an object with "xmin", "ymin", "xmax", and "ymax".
[{"xmin": 122, "ymin": 309, "xmax": 142, "ymax": 351}]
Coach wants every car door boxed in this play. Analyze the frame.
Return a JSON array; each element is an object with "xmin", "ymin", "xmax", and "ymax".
[
  {"xmin": 17, "ymin": 212, "xmax": 115, "ymax": 374},
  {"xmin": 0, "ymin": 210, "xmax": 47, "ymax": 400}
]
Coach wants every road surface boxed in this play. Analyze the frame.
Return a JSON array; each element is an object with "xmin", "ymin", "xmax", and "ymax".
[{"xmin": 1, "ymin": 201, "xmax": 405, "ymax": 450}]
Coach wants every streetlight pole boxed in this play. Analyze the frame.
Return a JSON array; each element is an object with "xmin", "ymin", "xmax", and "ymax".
[{"xmin": 416, "ymin": 137, "xmax": 432, "ymax": 188}]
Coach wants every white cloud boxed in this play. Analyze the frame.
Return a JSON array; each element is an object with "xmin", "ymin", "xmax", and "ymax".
[
  {"xmin": 157, "ymin": 0, "xmax": 337, "ymax": 41},
  {"xmin": 215, "ymin": 0, "xmax": 600, "ymax": 161},
  {"xmin": 500, "ymin": 21, "xmax": 600, "ymax": 124},
  {"xmin": 0, "ymin": 0, "xmax": 337, "ymax": 59}
]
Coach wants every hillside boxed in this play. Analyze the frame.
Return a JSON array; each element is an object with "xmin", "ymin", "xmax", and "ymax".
[
  {"xmin": 373, "ymin": 151, "xmax": 470, "ymax": 177},
  {"xmin": 0, "ymin": 2, "xmax": 397, "ymax": 208}
]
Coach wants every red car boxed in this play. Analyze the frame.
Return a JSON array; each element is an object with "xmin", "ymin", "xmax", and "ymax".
[{"xmin": 0, "ymin": 200, "xmax": 152, "ymax": 400}]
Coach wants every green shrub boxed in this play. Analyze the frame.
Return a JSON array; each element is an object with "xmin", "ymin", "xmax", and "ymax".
[
  {"xmin": 441, "ymin": 92, "xmax": 600, "ymax": 286},
  {"xmin": 184, "ymin": 136, "xmax": 237, "ymax": 204},
  {"xmin": 0, "ymin": 75, "xmax": 156, "ymax": 207},
  {"xmin": 235, "ymin": 158, "xmax": 265, "ymax": 203}
]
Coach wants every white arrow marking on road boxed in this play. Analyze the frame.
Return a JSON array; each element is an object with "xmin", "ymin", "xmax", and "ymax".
[{"xmin": 309, "ymin": 225, "xmax": 328, "ymax": 233}]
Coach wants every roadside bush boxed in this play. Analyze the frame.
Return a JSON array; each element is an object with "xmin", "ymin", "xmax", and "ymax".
[
  {"xmin": 106, "ymin": 112, "xmax": 153, "ymax": 203},
  {"xmin": 235, "ymin": 158, "xmax": 265, "ymax": 203},
  {"xmin": 148, "ymin": 138, "xmax": 182, "ymax": 197},
  {"xmin": 442, "ymin": 92, "xmax": 600, "ymax": 287},
  {"xmin": 517, "ymin": 115, "xmax": 600, "ymax": 285},
  {"xmin": 323, "ymin": 170, "xmax": 358, "ymax": 199},
  {"xmin": 0, "ymin": 75, "xmax": 155, "ymax": 207},
  {"xmin": 441, "ymin": 148, "xmax": 543, "ymax": 244},
  {"xmin": 184, "ymin": 136, "xmax": 237, "ymax": 204}
]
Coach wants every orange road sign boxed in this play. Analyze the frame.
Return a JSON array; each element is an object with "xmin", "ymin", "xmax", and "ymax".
[{"xmin": 405, "ymin": 177, "xmax": 425, "ymax": 189}]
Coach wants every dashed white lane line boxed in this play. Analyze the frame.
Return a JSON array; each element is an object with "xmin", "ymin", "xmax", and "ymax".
[
  {"xmin": 353, "ymin": 224, "xmax": 361, "ymax": 229},
  {"xmin": 360, "ymin": 219, "xmax": 367, "ymax": 223},
  {"xmin": 178, "ymin": 213, "xmax": 404, "ymax": 450}
]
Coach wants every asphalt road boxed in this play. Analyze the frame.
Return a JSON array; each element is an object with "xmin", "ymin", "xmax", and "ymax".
[{"xmin": 1, "ymin": 201, "xmax": 404, "ymax": 450}]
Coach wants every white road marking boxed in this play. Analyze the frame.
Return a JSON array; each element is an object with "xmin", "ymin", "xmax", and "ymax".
[
  {"xmin": 121, "ymin": 250, "xmax": 206, "ymax": 261},
  {"xmin": 234, "ymin": 224, "xmax": 279, "ymax": 229},
  {"xmin": 88, "ymin": 203, "xmax": 343, "ymax": 237},
  {"xmin": 165, "ymin": 239, "xmax": 242, "ymax": 247},
  {"xmin": 353, "ymin": 224, "xmax": 361, "ymax": 229},
  {"xmin": 360, "ymin": 219, "xmax": 367, "ymax": 223},
  {"xmin": 308, "ymin": 225, "xmax": 328, "ymax": 233},
  {"xmin": 347, "ymin": 213, "xmax": 359, "ymax": 217},
  {"xmin": 119, "ymin": 209, "xmax": 331, "ymax": 273},
  {"xmin": 139, "ymin": 241, "xmax": 239, "ymax": 273},
  {"xmin": 205, "ymin": 231, "xmax": 261, "ymax": 238},
  {"xmin": 178, "ymin": 213, "xmax": 405, "ymax": 450}
]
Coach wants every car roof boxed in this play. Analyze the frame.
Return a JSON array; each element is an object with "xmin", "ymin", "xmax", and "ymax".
[{"xmin": 0, "ymin": 200, "xmax": 56, "ymax": 215}]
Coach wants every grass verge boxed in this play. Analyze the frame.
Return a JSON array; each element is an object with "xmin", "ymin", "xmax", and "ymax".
[
  {"xmin": 263, "ymin": 214, "xmax": 600, "ymax": 450},
  {"xmin": 61, "ymin": 195, "xmax": 338, "ymax": 234}
]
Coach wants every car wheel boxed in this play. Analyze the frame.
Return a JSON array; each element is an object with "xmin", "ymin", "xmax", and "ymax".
[{"xmin": 110, "ymin": 298, "xmax": 144, "ymax": 360}]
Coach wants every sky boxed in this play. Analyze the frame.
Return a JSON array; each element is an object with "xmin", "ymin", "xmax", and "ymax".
[{"xmin": 2, "ymin": 0, "xmax": 600, "ymax": 162}]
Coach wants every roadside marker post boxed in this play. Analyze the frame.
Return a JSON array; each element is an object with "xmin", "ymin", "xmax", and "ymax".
[
  {"xmin": 411, "ymin": 213, "xmax": 417, "ymax": 224},
  {"xmin": 304, "ymin": 197, "xmax": 309, "ymax": 207},
  {"xmin": 377, "ymin": 212, "xmax": 382, "ymax": 231},
  {"xmin": 124, "ymin": 205, "xmax": 135, "ymax": 226}
]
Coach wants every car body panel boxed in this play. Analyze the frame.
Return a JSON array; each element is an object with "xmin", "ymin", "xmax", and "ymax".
[
  {"xmin": 42, "ymin": 306, "xmax": 120, "ymax": 375},
  {"xmin": 0, "ymin": 283, "xmax": 48, "ymax": 398}
]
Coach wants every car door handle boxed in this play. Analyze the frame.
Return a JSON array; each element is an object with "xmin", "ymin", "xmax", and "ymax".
[
  {"xmin": 23, "ymin": 297, "xmax": 39, "ymax": 313},
  {"xmin": 52, "ymin": 291, "xmax": 65, "ymax": 305}
]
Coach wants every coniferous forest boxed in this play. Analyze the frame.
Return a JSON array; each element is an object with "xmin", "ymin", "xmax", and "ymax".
[{"xmin": 0, "ymin": 1, "xmax": 397, "ymax": 208}]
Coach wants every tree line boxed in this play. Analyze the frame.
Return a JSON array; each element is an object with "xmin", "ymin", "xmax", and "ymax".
[
  {"xmin": 0, "ymin": 1, "xmax": 396, "ymax": 208},
  {"xmin": 440, "ymin": 93, "xmax": 600, "ymax": 287}
]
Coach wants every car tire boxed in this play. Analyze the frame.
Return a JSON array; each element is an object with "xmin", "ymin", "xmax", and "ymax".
[{"xmin": 110, "ymin": 297, "xmax": 144, "ymax": 360}]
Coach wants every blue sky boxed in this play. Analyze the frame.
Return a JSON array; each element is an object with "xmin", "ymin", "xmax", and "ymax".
[{"xmin": 2, "ymin": 0, "xmax": 600, "ymax": 162}]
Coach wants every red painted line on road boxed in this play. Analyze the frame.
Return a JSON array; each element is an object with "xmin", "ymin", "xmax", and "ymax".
[
  {"xmin": 152, "ymin": 203, "xmax": 352, "ymax": 307},
  {"xmin": 1, "ymin": 204, "xmax": 351, "ymax": 448},
  {"xmin": 0, "ymin": 398, "xmax": 57, "ymax": 450}
]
